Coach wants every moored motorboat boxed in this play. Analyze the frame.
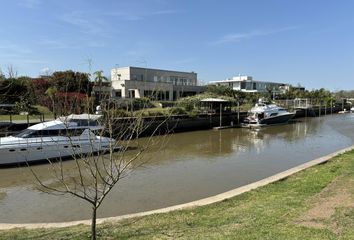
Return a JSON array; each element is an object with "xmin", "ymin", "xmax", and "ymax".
[
  {"xmin": 242, "ymin": 100, "xmax": 296, "ymax": 127},
  {"xmin": 0, "ymin": 114, "xmax": 119, "ymax": 166}
]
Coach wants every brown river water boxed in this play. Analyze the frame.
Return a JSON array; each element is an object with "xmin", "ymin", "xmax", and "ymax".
[{"xmin": 0, "ymin": 114, "xmax": 354, "ymax": 223}]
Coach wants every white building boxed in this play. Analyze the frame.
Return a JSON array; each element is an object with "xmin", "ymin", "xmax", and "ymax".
[
  {"xmin": 111, "ymin": 66, "xmax": 205, "ymax": 101},
  {"xmin": 210, "ymin": 75, "xmax": 288, "ymax": 94}
]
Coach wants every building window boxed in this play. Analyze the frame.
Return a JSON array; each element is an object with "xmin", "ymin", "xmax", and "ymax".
[
  {"xmin": 129, "ymin": 90, "xmax": 135, "ymax": 98},
  {"xmin": 171, "ymin": 76, "xmax": 178, "ymax": 85}
]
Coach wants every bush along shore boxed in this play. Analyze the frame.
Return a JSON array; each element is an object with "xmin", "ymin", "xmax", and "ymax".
[{"xmin": 2, "ymin": 149, "xmax": 354, "ymax": 239}]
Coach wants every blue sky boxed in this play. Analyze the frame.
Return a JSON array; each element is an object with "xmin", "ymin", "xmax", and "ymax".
[{"xmin": 0, "ymin": 0, "xmax": 353, "ymax": 91}]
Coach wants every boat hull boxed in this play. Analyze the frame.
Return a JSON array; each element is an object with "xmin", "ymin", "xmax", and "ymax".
[
  {"xmin": 259, "ymin": 113, "xmax": 296, "ymax": 125},
  {"xmin": 0, "ymin": 138, "xmax": 114, "ymax": 166},
  {"xmin": 243, "ymin": 112, "xmax": 295, "ymax": 127}
]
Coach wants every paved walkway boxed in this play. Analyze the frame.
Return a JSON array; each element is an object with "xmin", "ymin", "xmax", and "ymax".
[{"xmin": 0, "ymin": 145, "xmax": 354, "ymax": 230}]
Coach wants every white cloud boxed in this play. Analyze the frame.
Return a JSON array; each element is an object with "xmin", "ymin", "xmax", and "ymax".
[
  {"xmin": 104, "ymin": 9, "xmax": 183, "ymax": 21},
  {"xmin": 40, "ymin": 67, "xmax": 52, "ymax": 75},
  {"xmin": 58, "ymin": 8, "xmax": 182, "ymax": 35},
  {"xmin": 38, "ymin": 38, "xmax": 105, "ymax": 49},
  {"xmin": 171, "ymin": 57, "xmax": 197, "ymax": 65},
  {"xmin": 38, "ymin": 39, "xmax": 82, "ymax": 49},
  {"xmin": 104, "ymin": 11, "xmax": 142, "ymax": 21},
  {"xmin": 60, "ymin": 11, "xmax": 106, "ymax": 35},
  {"xmin": 0, "ymin": 42, "xmax": 32, "ymax": 55},
  {"xmin": 18, "ymin": 0, "xmax": 42, "ymax": 9},
  {"xmin": 212, "ymin": 26, "xmax": 299, "ymax": 45},
  {"xmin": 124, "ymin": 50, "xmax": 148, "ymax": 58}
]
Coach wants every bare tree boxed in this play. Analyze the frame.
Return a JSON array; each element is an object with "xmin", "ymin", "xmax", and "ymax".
[
  {"xmin": 29, "ymin": 93, "xmax": 172, "ymax": 240},
  {"xmin": 6, "ymin": 65, "xmax": 18, "ymax": 79},
  {"xmin": 0, "ymin": 68, "xmax": 5, "ymax": 80}
]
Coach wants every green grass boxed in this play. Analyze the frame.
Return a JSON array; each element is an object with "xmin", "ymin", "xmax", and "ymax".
[
  {"xmin": 0, "ymin": 105, "xmax": 53, "ymax": 122},
  {"xmin": 0, "ymin": 115, "xmax": 47, "ymax": 122},
  {"xmin": 33, "ymin": 105, "xmax": 53, "ymax": 116},
  {"xmin": 2, "ymin": 150, "xmax": 354, "ymax": 239}
]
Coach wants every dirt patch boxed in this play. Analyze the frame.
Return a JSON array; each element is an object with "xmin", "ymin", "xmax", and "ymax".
[{"xmin": 295, "ymin": 177, "xmax": 354, "ymax": 230}]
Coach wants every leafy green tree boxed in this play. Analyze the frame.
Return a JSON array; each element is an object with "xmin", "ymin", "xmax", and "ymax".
[
  {"xmin": 278, "ymin": 86, "xmax": 306, "ymax": 100},
  {"xmin": 206, "ymin": 85, "xmax": 234, "ymax": 97},
  {"xmin": 334, "ymin": 90, "xmax": 354, "ymax": 99},
  {"xmin": 304, "ymin": 88, "xmax": 332, "ymax": 106},
  {"xmin": 50, "ymin": 70, "xmax": 91, "ymax": 94},
  {"xmin": 31, "ymin": 78, "xmax": 51, "ymax": 106},
  {"xmin": 0, "ymin": 77, "xmax": 31, "ymax": 104},
  {"xmin": 14, "ymin": 96, "xmax": 34, "ymax": 114}
]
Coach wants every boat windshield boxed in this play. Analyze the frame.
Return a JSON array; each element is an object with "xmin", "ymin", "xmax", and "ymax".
[
  {"xmin": 14, "ymin": 128, "xmax": 86, "ymax": 138},
  {"xmin": 14, "ymin": 129, "xmax": 36, "ymax": 138},
  {"xmin": 69, "ymin": 119, "xmax": 98, "ymax": 126}
]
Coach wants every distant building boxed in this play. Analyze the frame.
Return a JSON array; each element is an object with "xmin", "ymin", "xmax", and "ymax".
[
  {"xmin": 111, "ymin": 66, "xmax": 205, "ymax": 101},
  {"xmin": 210, "ymin": 75, "xmax": 289, "ymax": 94}
]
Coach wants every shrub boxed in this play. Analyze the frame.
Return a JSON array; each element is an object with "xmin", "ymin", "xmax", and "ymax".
[
  {"xmin": 187, "ymin": 109, "xmax": 199, "ymax": 118},
  {"xmin": 113, "ymin": 109, "xmax": 129, "ymax": 117},
  {"xmin": 168, "ymin": 107, "xmax": 187, "ymax": 115},
  {"xmin": 132, "ymin": 97, "xmax": 154, "ymax": 110}
]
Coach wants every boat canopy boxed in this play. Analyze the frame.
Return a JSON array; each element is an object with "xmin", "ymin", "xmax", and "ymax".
[
  {"xmin": 28, "ymin": 114, "xmax": 103, "ymax": 131},
  {"xmin": 58, "ymin": 114, "xmax": 102, "ymax": 121}
]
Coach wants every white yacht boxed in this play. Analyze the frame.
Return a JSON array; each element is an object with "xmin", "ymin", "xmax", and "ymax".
[
  {"xmin": 0, "ymin": 114, "xmax": 118, "ymax": 166},
  {"xmin": 243, "ymin": 100, "xmax": 296, "ymax": 126}
]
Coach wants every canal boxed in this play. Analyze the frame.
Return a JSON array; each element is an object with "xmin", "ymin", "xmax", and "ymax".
[{"xmin": 0, "ymin": 114, "xmax": 354, "ymax": 223}]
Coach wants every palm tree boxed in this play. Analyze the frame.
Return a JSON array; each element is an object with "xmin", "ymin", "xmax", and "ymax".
[{"xmin": 93, "ymin": 70, "xmax": 108, "ymax": 102}]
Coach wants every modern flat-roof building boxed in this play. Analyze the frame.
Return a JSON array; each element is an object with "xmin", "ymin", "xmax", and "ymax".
[
  {"xmin": 210, "ymin": 75, "xmax": 289, "ymax": 94},
  {"xmin": 111, "ymin": 66, "xmax": 205, "ymax": 101}
]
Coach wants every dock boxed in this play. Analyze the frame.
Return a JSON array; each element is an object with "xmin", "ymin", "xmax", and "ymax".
[{"xmin": 212, "ymin": 125, "xmax": 240, "ymax": 130}]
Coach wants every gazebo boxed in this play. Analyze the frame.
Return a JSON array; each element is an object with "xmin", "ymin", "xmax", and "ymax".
[{"xmin": 200, "ymin": 98, "xmax": 231, "ymax": 114}]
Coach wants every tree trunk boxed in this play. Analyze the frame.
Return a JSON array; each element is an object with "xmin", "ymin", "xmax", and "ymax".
[
  {"xmin": 91, "ymin": 207, "xmax": 97, "ymax": 240},
  {"xmin": 52, "ymin": 99, "xmax": 56, "ymax": 119}
]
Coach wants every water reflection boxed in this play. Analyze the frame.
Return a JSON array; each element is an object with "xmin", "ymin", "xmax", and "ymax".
[
  {"xmin": 137, "ymin": 119, "xmax": 321, "ymax": 161},
  {"xmin": 0, "ymin": 115, "xmax": 353, "ymax": 223}
]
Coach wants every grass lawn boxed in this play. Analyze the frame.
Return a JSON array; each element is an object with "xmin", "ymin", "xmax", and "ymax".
[
  {"xmin": 0, "ymin": 115, "xmax": 51, "ymax": 122},
  {"xmin": 1, "ymin": 150, "xmax": 354, "ymax": 239},
  {"xmin": 0, "ymin": 106, "xmax": 53, "ymax": 122}
]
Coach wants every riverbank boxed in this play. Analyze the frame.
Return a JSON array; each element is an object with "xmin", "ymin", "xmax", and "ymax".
[
  {"xmin": 2, "ymin": 147, "xmax": 354, "ymax": 239},
  {"xmin": 1, "ymin": 105, "xmax": 342, "ymax": 138}
]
